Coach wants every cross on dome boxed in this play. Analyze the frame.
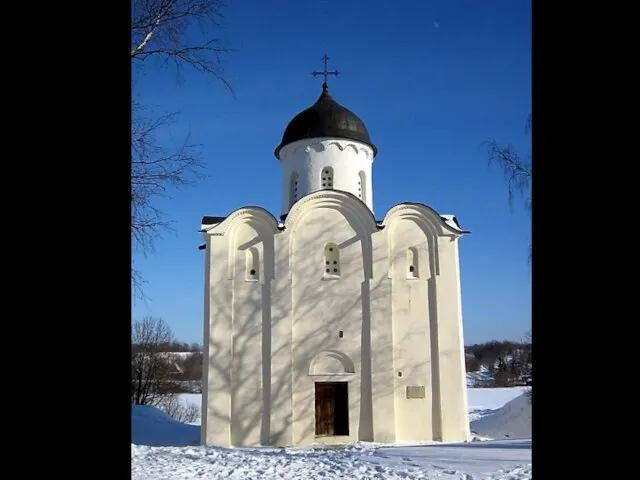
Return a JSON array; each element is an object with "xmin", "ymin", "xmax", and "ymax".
[{"xmin": 311, "ymin": 54, "xmax": 340, "ymax": 90}]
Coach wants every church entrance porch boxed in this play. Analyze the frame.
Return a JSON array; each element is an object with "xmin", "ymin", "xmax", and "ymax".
[{"xmin": 314, "ymin": 382, "xmax": 349, "ymax": 437}]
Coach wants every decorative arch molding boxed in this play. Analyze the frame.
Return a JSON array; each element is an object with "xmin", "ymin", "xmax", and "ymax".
[
  {"xmin": 206, "ymin": 206, "xmax": 279, "ymax": 237},
  {"xmin": 309, "ymin": 349, "xmax": 356, "ymax": 376},
  {"xmin": 284, "ymin": 190, "xmax": 377, "ymax": 279},
  {"xmin": 285, "ymin": 190, "xmax": 377, "ymax": 233},
  {"xmin": 280, "ymin": 138, "xmax": 373, "ymax": 161},
  {"xmin": 382, "ymin": 203, "xmax": 467, "ymax": 237}
]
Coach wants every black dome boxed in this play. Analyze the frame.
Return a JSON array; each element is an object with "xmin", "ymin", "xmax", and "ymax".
[{"xmin": 274, "ymin": 84, "xmax": 377, "ymax": 159}]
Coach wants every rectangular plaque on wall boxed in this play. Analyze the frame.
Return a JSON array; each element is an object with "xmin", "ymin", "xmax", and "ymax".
[{"xmin": 406, "ymin": 386, "xmax": 426, "ymax": 399}]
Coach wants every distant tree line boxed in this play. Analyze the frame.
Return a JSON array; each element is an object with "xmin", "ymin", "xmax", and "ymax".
[
  {"xmin": 131, "ymin": 339, "xmax": 202, "ymax": 354},
  {"xmin": 464, "ymin": 332, "xmax": 532, "ymax": 388}
]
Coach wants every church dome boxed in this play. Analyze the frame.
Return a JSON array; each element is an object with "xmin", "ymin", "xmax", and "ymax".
[{"xmin": 274, "ymin": 84, "xmax": 378, "ymax": 159}]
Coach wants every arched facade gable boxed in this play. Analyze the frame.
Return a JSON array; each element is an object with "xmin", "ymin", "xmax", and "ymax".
[
  {"xmin": 384, "ymin": 204, "xmax": 448, "ymax": 279},
  {"xmin": 204, "ymin": 207, "xmax": 278, "ymax": 282},
  {"xmin": 284, "ymin": 190, "xmax": 378, "ymax": 280}
]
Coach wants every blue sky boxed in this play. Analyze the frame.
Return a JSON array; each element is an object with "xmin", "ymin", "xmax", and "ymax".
[{"xmin": 132, "ymin": 0, "xmax": 531, "ymax": 346}]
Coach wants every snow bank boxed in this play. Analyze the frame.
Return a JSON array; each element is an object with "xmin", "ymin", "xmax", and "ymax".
[
  {"xmin": 470, "ymin": 392, "xmax": 531, "ymax": 440},
  {"xmin": 467, "ymin": 387, "xmax": 527, "ymax": 422},
  {"xmin": 131, "ymin": 404, "xmax": 200, "ymax": 447}
]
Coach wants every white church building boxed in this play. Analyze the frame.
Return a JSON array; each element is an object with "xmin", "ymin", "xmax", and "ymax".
[{"xmin": 199, "ymin": 76, "xmax": 471, "ymax": 447}]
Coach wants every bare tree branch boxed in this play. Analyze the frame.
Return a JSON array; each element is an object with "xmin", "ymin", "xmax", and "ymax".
[
  {"xmin": 131, "ymin": 0, "xmax": 234, "ymax": 91},
  {"xmin": 484, "ymin": 141, "xmax": 531, "ymax": 213},
  {"xmin": 131, "ymin": 101, "xmax": 206, "ymax": 260},
  {"xmin": 484, "ymin": 114, "xmax": 532, "ymax": 263},
  {"xmin": 130, "ymin": 0, "xmax": 234, "ymax": 297},
  {"xmin": 132, "ymin": 263, "xmax": 150, "ymax": 303}
]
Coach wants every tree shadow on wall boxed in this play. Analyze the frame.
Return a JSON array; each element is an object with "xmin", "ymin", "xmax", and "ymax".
[{"xmin": 204, "ymin": 217, "xmax": 452, "ymax": 447}]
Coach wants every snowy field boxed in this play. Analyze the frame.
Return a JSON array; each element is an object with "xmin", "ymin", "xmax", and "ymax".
[{"xmin": 132, "ymin": 387, "xmax": 531, "ymax": 479}]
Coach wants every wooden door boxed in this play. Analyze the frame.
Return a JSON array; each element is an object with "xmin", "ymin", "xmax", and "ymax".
[
  {"xmin": 315, "ymin": 382, "xmax": 349, "ymax": 436},
  {"xmin": 315, "ymin": 382, "xmax": 335, "ymax": 435}
]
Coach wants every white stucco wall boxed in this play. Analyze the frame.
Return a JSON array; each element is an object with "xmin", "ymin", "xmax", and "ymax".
[
  {"xmin": 278, "ymin": 138, "xmax": 375, "ymax": 215},
  {"xmin": 387, "ymin": 217, "xmax": 435, "ymax": 441},
  {"xmin": 202, "ymin": 209, "xmax": 278, "ymax": 447},
  {"xmin": 202, "ymin": 191, "xmax": 469, "ymax": 447},
  {"xmin": 433, "ymin": 236, "xmax": 471, "ymax": 442}
]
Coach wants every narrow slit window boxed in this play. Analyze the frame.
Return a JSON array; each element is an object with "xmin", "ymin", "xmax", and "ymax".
[
  {"xmin": 407, "ymin": 247, "xmax": 419, "ymax": 279},
  {"xmin": 290, "ymin": 172, "xmax": 299, "ymax": 206},
  {"xmin": 321, "ymin": 167, "xmax": 334, "ymax": 189},
  {"xmin": 246, "ymin": 247, "xmax": 259, "ymax": 281},
  {"xmin": 323, "ymin": 243, "xmax": 340, "ymax": 278},
  {"xmin": 358, "ymin": 171, "xmax": 366, "ymax": 202}
]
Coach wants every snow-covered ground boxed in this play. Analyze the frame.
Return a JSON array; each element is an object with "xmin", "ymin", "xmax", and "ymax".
[{"xmin": 132, "ymin": 387, "xmax": 531, "ymax": 479}]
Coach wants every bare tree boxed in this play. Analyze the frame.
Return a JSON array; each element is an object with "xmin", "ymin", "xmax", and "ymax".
[
  {"xmin": 157, "ymin": 394, "xmax": 201, "ymax": 423},
  {"xmin": 131, "ymin": 316, "xmax": 179, "ymax": 406},
  {"xmin": 131, "ymin": 0, "xmax": 234, "ymax": 297},
  {"xmin": 484, "ymin": 114, "xmax": 532, "ymax": 262}
]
